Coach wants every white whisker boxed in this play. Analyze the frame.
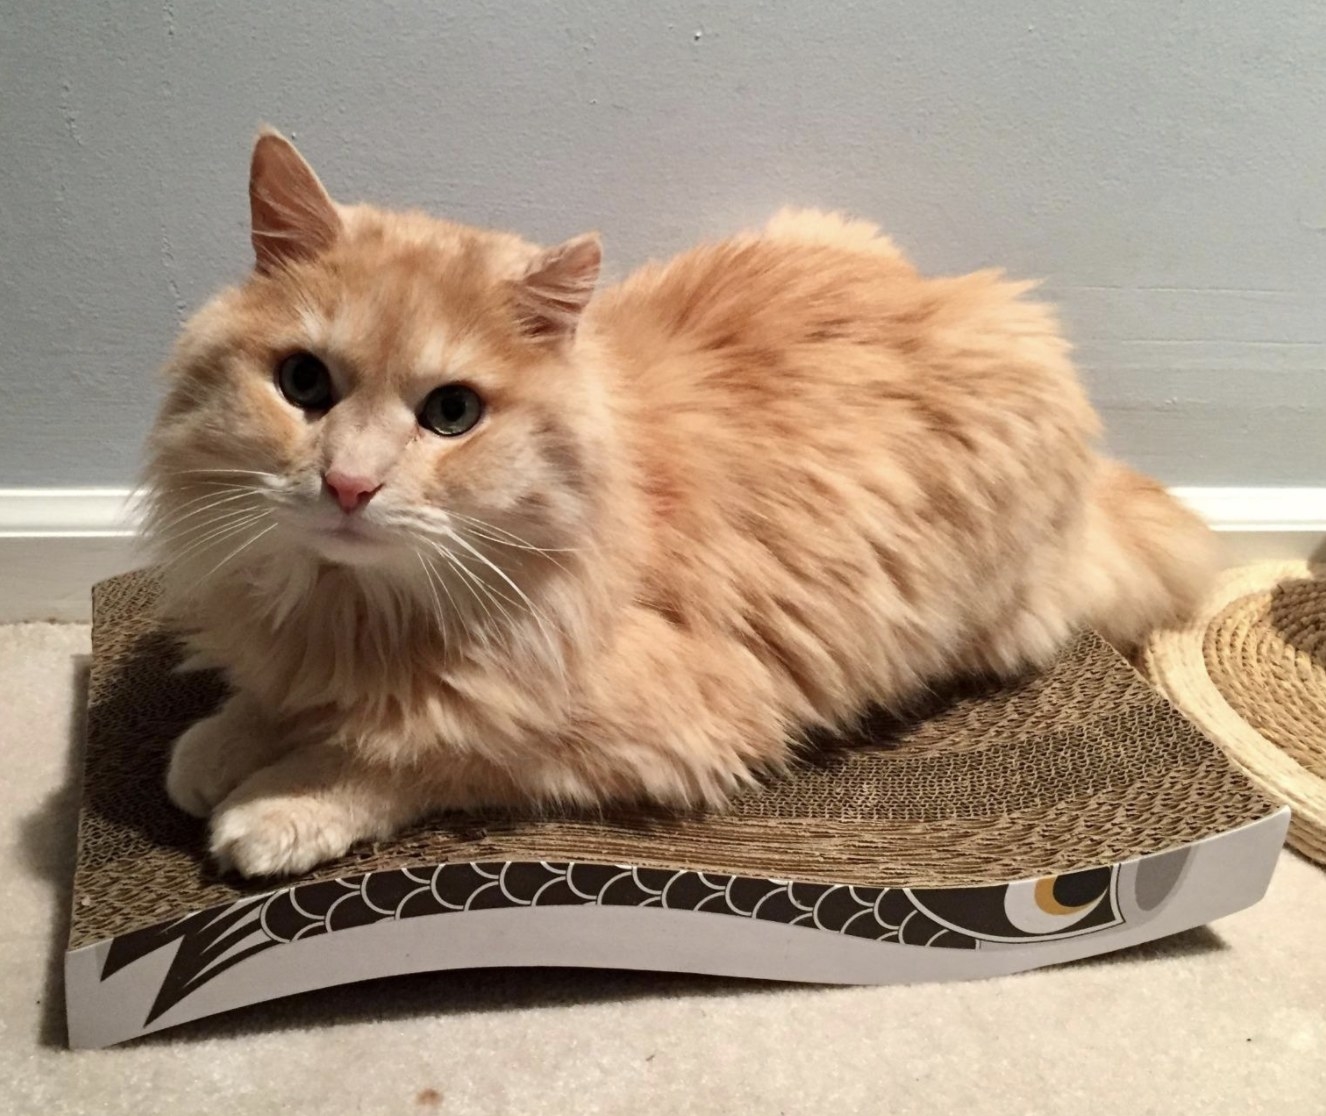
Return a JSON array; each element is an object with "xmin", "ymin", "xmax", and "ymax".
[
  {"xmin": 151, "ymin": 489, "xmax": 263, "ymax": 536},
  {"xmin": 143, "ymin": 483, "xmax": 255, "ymax": 527},
  {"xmin": 441, "ymin": 541, "xmax": 519, "ymax": 627},
  {"xmin": 157, "ymin": 511, "xmax": 270, "ymax": 569},
  {"xmin": 153, "ymin": 480, "xmax": 254, "ymax": 506},
  {"xmin": 152, "ymin": 508, "xmax": 266, "ymax": 554},
  {"xmin": 425, "ymin": 550, "xmax": 464, "ymax": 627},
  {"xmin": 449, "ymin": 511, "xmax": 582, "ymax": 554},
  {"xmin": 464, "ymin": 531, "xmax": 577, "ymax": 556},
  {"xmin": 160, "ymin": 508, "xmax": 266, "ymax": 553},
  {"xmin": 163, "ymin": 468, "xmax": 280, "ymax": 479},
  {"xmin": 424, "ymin": 539, "xmax": 501, "ymax": 634},
  {"xmin": 414, "ymin": 550, "xmax": 455, "ymax": 638},
  {"xmin": 414, "ymin": 552, "xmax": 444, "ymax": 632},
  {"xmin": 456, "ymin": 527, "xmax": 580, "ymax": 572},
  {"xmin": 199, "ymin": 520, "xmax": 277, "ymax": 582},
  {"xmin": 150, "ymin": 480, "xmax": 255, "ymax": 503},
  {"xmin": 444, "ymin": 528, "xmax": 565, "ymax": 672}
]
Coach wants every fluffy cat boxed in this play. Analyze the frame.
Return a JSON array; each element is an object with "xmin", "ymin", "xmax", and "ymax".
[{"xmin": 145, "ymin": 129, "xmax": 1215, "ymax": 878}]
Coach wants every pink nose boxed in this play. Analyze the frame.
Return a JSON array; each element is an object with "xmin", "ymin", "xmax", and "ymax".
[{"xmin": 323, "ymin": 470, "xmax": 381, "ymax": 513}]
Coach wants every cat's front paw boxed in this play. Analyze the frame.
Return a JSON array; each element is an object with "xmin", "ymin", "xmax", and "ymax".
[
  {"xmin": 166, "ymin": 715, "xmax": 245, "ymax": 818},
  {"xmin": 210, "ymin": 794, "xmax": 357, "ymax": 878},
  {"xmin": 166, "ymin": 698, "xmax": 283, "ymax": 818}
]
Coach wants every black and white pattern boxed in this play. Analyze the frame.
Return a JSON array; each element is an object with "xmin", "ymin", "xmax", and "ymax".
[{"xmin": 101, "ymin": 859, "xmax": 1124, "ymax": 1025}]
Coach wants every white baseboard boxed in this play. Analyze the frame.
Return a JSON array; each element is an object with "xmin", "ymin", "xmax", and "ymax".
[
  {"xmin": 0, "ymin": 490, "xmax": 143, "ymax": 623},
  {"xmin": 1170, "ymin": 487, "xmax": 1326, "ymax": 568},
  {"xmin": 0, "ymin": 487, "xmax": 1323, "ymax": 623}
]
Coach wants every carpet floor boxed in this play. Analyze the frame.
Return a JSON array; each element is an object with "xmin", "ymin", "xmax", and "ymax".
[{"xmin": 2, "ymin": 622, "xmax": 1323, "ymax": 1115}]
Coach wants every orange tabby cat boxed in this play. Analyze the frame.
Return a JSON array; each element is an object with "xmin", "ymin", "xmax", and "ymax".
[{"xmin": 145, "ymin": 129, "xmax": 1215, "ymax": 877}]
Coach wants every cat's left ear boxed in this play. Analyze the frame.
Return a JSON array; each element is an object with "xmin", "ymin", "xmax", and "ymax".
[
  {"xmin": 510, "ymin": 234, "xmax": 602, "ymax": 344},
  {"xmin": 249, "ymin": 127, "xmax": 342, "ymax": 274}
]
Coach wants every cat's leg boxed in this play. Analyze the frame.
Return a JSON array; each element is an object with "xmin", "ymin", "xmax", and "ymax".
[
  {"xmin": 166, "ymin": 692, "xmax": 294, "ymax": 818},
  {"xmin": 208, "ymin": 744, "xmax": 436, "ymax": 878}
]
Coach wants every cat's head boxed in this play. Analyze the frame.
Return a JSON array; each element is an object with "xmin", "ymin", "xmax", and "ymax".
[{"xmin": 146, "ymin": 129, "xmax": 607, "ymax": 630}]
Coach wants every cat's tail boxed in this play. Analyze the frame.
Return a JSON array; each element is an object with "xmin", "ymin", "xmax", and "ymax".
[{"xmin": 1078, "ymin": 461, "xmax": 1218, "ymax": 647}]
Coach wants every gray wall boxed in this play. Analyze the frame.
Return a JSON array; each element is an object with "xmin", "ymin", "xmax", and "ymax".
[{"xmin": 4, "ymin": 1, "xmax": 1323, "ymax": 488}]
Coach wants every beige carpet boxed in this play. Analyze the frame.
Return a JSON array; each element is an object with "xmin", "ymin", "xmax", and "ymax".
[{"xmin": 3, "ymin": 624, "xmax": 1324, "ymax": 1115}]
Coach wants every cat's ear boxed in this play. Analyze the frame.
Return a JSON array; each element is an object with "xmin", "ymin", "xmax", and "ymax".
[
  {"xmin": 249, "ymin": 128, "xmax": 341, "ymax": 274},
  {"xmin": 510, "ymin": 233, "xmax": 602, "ymax": 343}
]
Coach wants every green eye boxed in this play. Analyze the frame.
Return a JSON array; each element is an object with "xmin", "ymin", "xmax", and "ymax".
[
  {"xmin": 276, "ymin": 352, "xmax": 334, "ymax": 411},
  {"xmin": 420, "ymin": 385, "xmax": 483, "ymax": 437}
]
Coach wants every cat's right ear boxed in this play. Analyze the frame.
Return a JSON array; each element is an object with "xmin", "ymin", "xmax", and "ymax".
[
  {"xmin": 249, "ymin": 128, "xmax": 341, "ymax": 274},
  {"xmin": 509, "ymin": 234, "xmax": 602, "ymax": 345}
]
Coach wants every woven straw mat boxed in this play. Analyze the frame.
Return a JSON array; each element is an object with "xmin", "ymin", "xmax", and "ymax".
[{"xmin": 1146, "ymin": 561, "xmax": 1326, "ymax": 865}]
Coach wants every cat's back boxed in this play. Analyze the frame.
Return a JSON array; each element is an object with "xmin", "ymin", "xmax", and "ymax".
[
  {"xmin": 584, "ymin": 210, "xmax": 1101, "ymax": 720},
  {"xmin": 593, "ymin": 209, "xmax": 917, "ymax": 358},
  {"xmin": 591, "ymin": 209, "xmax": 1077, "ymax": 410},
  {"xmin": 588, "ymin": 210, "xmax": 1091, "ymax": 476}
]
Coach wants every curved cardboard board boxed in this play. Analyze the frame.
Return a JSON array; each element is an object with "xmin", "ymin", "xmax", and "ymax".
[{"xmin": 65, "ymin": 572, "xmax": 1288, "ymax": 1049}]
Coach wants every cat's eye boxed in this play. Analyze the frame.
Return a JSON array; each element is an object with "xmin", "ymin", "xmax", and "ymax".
[
  {"xmin": 276, "ymin": 352, "xmax": 334, "ymax": 411},
  {"xmin": 419, "ymin": 385, "xmax": 483, "ymax": 437}
]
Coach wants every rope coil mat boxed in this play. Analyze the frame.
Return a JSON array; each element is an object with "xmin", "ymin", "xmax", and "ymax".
[
  {"xmin": 70, "ymin": 569, "xmax": 1277, "ymax": 950},
  {"xmin": 1147, "ymin": 562, "xmax": 1326, "ymax": 866}
]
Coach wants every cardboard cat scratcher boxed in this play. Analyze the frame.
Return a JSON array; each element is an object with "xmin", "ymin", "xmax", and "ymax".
[{"xmin": 66, "ymin": 571, "xmax": 1288, "ymax": 1049}]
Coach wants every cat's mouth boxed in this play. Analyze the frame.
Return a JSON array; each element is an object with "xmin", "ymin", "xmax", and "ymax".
[
  {"xmin": 315, "ymin": 518, "xmax": 377, "ymax": 539},
  {"xmin": 302, "ymin": 515, "xmax": 395, "ymax": 566}
]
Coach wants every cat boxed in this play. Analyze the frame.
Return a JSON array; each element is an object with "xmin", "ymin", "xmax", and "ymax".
[{"xmin": 145, "ymin": 128, "xmax": 1216, "ymax": 878}]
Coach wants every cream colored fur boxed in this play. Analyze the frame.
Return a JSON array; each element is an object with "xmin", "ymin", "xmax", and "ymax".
[{"xmin": 145, "ymin": 131, "xmax": 1215, "ymax": 877}]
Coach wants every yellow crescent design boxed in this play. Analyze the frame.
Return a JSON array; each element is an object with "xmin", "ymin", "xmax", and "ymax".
[{"xmin": 1034, "ymin": 876, "xmax": 1100, "ymax": 916}]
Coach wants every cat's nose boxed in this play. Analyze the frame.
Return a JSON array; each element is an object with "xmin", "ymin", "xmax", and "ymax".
[{"xmin": 323, "ymin": 470, "xmax": 382, "ymax": 514}]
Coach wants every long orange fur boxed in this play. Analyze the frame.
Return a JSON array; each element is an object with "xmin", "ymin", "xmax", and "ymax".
[{"xmin": 145, "ymin": 131, "xmax": 1215, "ymax": 877}]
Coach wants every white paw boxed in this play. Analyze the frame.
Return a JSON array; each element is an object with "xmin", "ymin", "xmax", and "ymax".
[
  {"xmin": 210, "ymin": 795, "xmax": 355, "ymax": 878},
  {"xmin": 167, "ymin": 713, "xmax": 249, "ymax": 818}
]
